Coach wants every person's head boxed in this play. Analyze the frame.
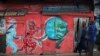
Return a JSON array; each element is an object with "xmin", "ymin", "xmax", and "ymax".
[
  {"xmin": 82, "ymin": 21, "xmax": 86, "ymax": 27},
  {"xmin": 89, "ymin": 20, "xmax": 95, "ymax": 25}
]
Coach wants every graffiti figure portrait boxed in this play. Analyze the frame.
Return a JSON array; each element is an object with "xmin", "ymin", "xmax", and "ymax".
[
  {"xmin": 18, "ymin": 19, "xmax": 41, "ymax": 54},
  {"xmin": 39, "ymin": 16, "xmax": 68, "ymax": 48},
  {"xmin": 6, "ymin": 19, "xmax": 17, "ymax": 53}
]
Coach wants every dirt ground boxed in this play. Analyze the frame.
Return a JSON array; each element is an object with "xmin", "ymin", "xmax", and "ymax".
[{"xmin": 0, "ymin": 52, "xmax": 100, "ymax": 56}]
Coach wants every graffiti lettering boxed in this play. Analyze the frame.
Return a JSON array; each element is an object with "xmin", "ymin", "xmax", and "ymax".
[{"xmin": 0, "ymin": 9, "xmax": 27, "ymax": 16}]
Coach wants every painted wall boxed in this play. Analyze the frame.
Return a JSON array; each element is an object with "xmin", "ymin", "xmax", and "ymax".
[
  {"xmin": 0, "ymin": 4, "xmax": 94, "ymax": 54},
  {"xmin": 5, "ymin": 13, "xmax": 74, "ymax": 54}
]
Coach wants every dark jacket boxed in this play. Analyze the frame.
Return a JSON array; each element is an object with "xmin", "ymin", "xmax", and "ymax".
[{"xmin": 88, "ymin": 23, "xmax": 97, "ymax": 43}]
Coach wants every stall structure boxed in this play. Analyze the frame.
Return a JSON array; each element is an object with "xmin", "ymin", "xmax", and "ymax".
[{"xmin": 0, "ymin": 2, "xmax": 94, "ymax": 54}]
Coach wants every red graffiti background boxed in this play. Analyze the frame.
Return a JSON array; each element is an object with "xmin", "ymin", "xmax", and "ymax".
[{"xmin": 5, "ymin": 13, "xmax": 74, "ymax": 54}]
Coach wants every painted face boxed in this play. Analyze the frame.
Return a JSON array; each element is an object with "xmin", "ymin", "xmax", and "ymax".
[
  {"xmin": 8, "ymin": 19, "xmax": 16, "ymax": 28},
  {"xmin": 28, "ymin": 21, "xmax": 35, "ymax": 30},
  {"xmin": 45, "ymin": 17, "xmax": 68, "ymax": 40}
]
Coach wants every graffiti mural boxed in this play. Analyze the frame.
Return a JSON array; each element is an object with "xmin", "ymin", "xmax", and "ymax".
[
  {"xmin": 41, "ymin": 16, "xmax": 74, "ymax": 54},
  {"xmin": 5, "ymin": 15, "xmax": 74, "ymax": 54},
  {"xmin": 18, "ymin": 19, "xmax": 42, "ymax": 54},
  {"xmin": 40, "ymin": 16, "xmax": 68, "ymax": 48},
  {"xmin": 6, "ymin": 19, "xmax": 18, "ymax": 53}
]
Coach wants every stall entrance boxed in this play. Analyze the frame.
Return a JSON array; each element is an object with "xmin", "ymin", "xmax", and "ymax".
[{"xmin": 74, "ymin": 17, "xmax": 89, "ymax": 51}]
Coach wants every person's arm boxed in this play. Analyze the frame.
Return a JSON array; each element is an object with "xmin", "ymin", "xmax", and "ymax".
[{"xmin": 38, "ymin": 32, "xmax": 47, "ymax": 41}]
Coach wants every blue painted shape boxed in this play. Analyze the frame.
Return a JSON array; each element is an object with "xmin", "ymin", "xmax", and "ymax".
[{"xmin": 45, "ymin": 17, "xmax": 68, "ymax": 40}]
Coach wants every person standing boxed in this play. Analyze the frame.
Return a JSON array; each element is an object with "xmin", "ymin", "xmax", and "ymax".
[
  {"xmin": 87, "ymin": 21, "xmax": 97, "ymax": 56},
  {"xmin": 74, "ymin": 22, "xmax": 87, "ymax": 55}
]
